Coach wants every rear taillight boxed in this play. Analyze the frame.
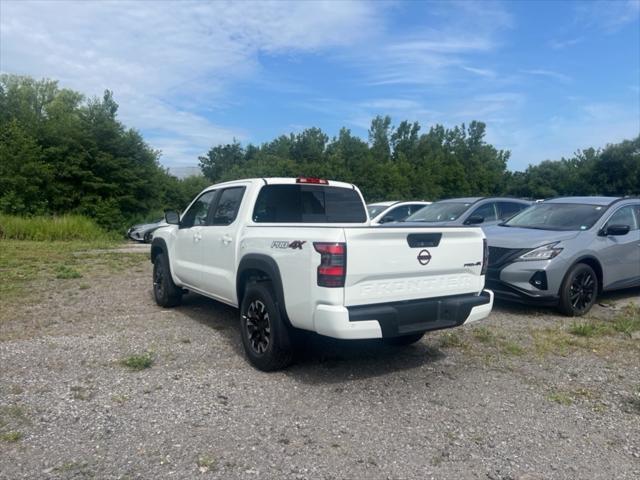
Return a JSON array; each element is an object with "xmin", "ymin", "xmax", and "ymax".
[
  {"xmin": 481, "ymin": 238, "xmax": 489, "ymax": 275},
  {"xmin": 313, "ymin": 242, "xmax": 346, "ymax": 287}
]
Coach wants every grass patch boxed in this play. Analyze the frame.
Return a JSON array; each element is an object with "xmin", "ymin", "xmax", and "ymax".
[
  {"xmin": 438, "ymin": 331, "xmax": 466, "ymax": 348},
  {"xmin": 55, "ymin": 265, "xmax": 82, "ymax": 279},
  {"xmin": 568, "ymin": 321, "xmax": 605, "ymax": 338},
  {"xmin": 548, "ymin": 391, "xmax": 573, "ymax": 406},
  {"xmin": 197, "ymin": 454, "xmax": 217, "ymax": 473},
  {"xmin": 0, "ymin": 214, "xmax": 115, "ymax": 242},
  {"xmin": 0, "ymin": 431, "xmax": 22, "ymax": 442},
  {"xmin": 121, "ymin": 352, "xmax": 154, "ymax": 371},
  {"xmin": 472, "ymin": 326, "xmax": 496, "ymax": 344},
  {"xmin": 0, "ymin": 240, "xmax": 147, "ymax": 316},
  {"xmin": 612, "ymin": 304, "xmax": 640, "ymax": 337},
  {"xmin": 500, "ymin": 340, "xmax": 525, "ymax": 356}
]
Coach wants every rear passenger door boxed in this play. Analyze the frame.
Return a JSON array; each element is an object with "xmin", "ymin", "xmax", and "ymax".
[{"xmin": 198, "ymin": 186, "xmax": 247, "ymax": 305}]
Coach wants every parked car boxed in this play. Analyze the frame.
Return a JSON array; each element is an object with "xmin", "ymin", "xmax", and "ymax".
[
  {"xmin": 367, "ymin": 201, "xmax": 431, "ymax": 224},
  {"xmin": 484, "ymin": 196, "xmax": 640, "ymax": 316},
  {"xmin": 400, "ymin": 197, "xmax": 531, "ymax": 228},
  {"xmin": 127, "ymin": 218, "xmax": 168, "ymax": 243},
  {"xmin": 151, "ymin": 177, "xmax": 493, "ymax": 370}
]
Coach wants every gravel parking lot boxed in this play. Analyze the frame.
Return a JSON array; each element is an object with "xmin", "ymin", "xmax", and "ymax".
[{"xmin": 1, "ymin": 246, "xmax": 639, "ymax": 479}]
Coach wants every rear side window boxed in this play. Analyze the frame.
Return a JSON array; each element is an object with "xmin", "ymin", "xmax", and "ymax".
[
  {"xmin": 498, "ymin": 202, "xmax": 528, "ymax": 220},
  {"xmin": 253, "ymin": 185, "xmax": 367, "ymax": 223},
  {"xmin": 211, "ymin": 187, "xmax": 245, "ymax": 225}
]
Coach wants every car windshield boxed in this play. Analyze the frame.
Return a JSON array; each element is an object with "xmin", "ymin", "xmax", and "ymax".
[
  {"xmin": 503, "ymin": 203, "xmax": 606, "ymax": 231},
  {"xmin": 405, "ymin": 202, "xmax": 472, "ymax": 222},
  {"xmin": 367, "ymin": 204, "xmax": 389, "ymax": 217}
]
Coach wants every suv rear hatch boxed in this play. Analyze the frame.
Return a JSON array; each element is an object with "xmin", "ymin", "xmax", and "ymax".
[{"xmin": 342, "ymin": 227, "xmax": 486, "ymax": 307}]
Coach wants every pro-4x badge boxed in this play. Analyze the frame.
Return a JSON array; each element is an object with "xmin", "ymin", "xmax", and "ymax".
[
  {"xmin": 289, "ymin": 240, "xmax": 306, "ymax": 250},
  {"xmin": 271, "ymin": 240, "xmax": 307, "ymax": 250}
]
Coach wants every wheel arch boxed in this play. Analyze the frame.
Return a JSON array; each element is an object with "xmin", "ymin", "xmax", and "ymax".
[
  {"xmin": 150, "ymin": 237, "xmax": 168, "ymax": 264},
  {"xmin": 237, "ymin": 254, "xmax": 290, "ymax": 324},
  {"xmin": 572, "ymin": 255, "xmax": 604, "ymax": 293}
]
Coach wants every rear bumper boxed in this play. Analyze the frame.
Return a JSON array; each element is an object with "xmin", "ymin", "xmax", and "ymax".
[{"xmin": 313, "ymin": 290, "xmax": 493, "ymax": 339}]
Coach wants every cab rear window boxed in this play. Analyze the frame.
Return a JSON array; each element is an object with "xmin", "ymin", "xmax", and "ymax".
[{"xmin": 252, "ymin": 185, "xmax": 367, "ymax": 223}]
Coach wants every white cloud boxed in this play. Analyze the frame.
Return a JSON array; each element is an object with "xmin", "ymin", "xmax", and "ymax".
[
  {"xmin": 0, "ymin": 0, "xmax": 382, "ymax": 165},
  {"xmin": 521, "ymin": 69, "xmax": 572, "ymax": 84},
  {"xmin": 575, "ymin": 0, "xmax": 640, "ymax": 33}
]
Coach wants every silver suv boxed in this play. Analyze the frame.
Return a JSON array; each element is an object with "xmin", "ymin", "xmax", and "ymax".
[
  {"xmin": 402, "ymin": 197, "xmax": 531, "ymax": 228},
  {"xmin": 484, "ymin": 197, "xmax": 640, "ymax": 316}
]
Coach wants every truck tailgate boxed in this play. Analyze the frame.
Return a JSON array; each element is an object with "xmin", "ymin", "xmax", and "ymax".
[{"xmin": 343, "ymin": 227, "xmax": 486, "ymax": 307}]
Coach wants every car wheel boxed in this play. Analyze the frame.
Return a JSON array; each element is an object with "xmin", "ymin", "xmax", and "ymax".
[
  {"xmin": 153, "ymin": 252, "xmax": 182, "ymax": 307},
  {"xmin": 558, "ymin": 263, "xmax": 598, "ymax": 316},
  {"xmin": 240, "ymin": 282, "xmax": 294, "ymax": 371},
  {"xmin": 382, "ymin": 332, "xmax": 425, "ymax": 346}
]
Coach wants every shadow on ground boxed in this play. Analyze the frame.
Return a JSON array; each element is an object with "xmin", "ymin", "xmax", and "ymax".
[{"xmin": 174, "ymin": 292, "xmax": 447, "ymax": 384}]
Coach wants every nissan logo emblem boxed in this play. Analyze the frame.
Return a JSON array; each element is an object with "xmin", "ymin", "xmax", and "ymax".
[{"xmin": 417, "ymin": 249, "xmax": 431, "ymax": 265}]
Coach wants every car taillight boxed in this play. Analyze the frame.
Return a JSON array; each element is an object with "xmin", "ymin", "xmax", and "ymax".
[
  {"xmin": 481, "ymin": 238, "xmax": 489, "ymax": 275},
  {"xmin": 313, "ymin": 242, "xmax": 346, "ymax": 287},
  {"xmin": 296, "ymin": 177, "xmax": 329, "ymax": 184}
]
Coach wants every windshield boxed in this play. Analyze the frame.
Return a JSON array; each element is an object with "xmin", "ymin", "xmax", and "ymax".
[
  {"xmin": 405, "ymin": 202, "xmax": 472, "ymax": 222},
  {"xmin": 367, "ymin": 204, "xmax": 389, "ymax": 218},
  {"xmin": 504, "ymin": 203, "xmax": 606, "ymax": 231}
]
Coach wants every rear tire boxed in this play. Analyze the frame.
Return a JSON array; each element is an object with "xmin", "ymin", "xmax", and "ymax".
[
  {"xmin": 153, "ymin": 252, "xmax": 182, "ymax": 307},
  {"xmin": 383, "ymin": 332, "xmax": 425, "ymax": 346},
  {"xmin": 240, "ymin": 282, "xmax": 294, "ymax": 371},
  {"xmin": 558, "ymin": 263, "xmax": 598, "ymax": 316}
]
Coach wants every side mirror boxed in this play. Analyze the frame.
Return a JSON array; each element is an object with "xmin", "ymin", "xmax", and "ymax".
[
  {"xmin": 164, "ymin": 210, "xmax": 180, "ymax": 225},
  {"xmin": 464, "ymin": 215, "xmax": 484, "ymax": 225},
  {"xmin": 379, "ymin": 215, "xmax": 394, "ymax": 224},
  {"xmin": 601, "ymin": 224, "xmax": 630, "ymax": 236}
]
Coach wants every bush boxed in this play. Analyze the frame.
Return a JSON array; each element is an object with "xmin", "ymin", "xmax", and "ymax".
[{"xmin": 0, "ymin": 214, "xmax": 114, "ymax": 242}]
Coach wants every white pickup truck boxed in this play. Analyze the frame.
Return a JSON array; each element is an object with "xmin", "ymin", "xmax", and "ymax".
[{"xmin": 151, "ymin": 177, "xmax": 493, "ymax": 370}]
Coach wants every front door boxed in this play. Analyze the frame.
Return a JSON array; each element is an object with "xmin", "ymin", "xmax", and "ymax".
[
  {"xmin": 172, "ymin": 190, "xmax": 217, "ymax": 288},
  {"xmin": 199, "ymin": 186, "xmax": 247, "ymax": 305},
  {"xmin": 599, "ymin": 205, "xmax": 640, "ymax": 289}
]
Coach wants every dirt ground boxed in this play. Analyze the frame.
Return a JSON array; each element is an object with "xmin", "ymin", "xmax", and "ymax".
[{"xmin": 1, "ymin": 245, "xmax": 639, "ymax": 479}]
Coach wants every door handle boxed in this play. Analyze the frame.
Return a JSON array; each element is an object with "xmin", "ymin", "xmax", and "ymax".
[{"xmin": 221, "ymin": 234, "xmax": 232, "ymax": 245}]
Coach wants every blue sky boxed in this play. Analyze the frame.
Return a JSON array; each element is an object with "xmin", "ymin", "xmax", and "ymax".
[{"xmin": 1, "ymin": 0, "xmax": 639, "ymax": 172}]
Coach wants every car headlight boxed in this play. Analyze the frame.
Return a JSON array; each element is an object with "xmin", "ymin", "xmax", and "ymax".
[{"xmin": 516, "ymin": 242, "xmax": 563, "ymax": 262}]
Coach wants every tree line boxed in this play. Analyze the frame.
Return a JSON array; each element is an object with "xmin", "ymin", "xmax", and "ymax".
[
  {"xmin": 0, "ymin": 75, "xmax": 208, "ymax": 231},
  {"xmin": 1, "ymin": 74, "xmax": 638, "ymax": 232}
]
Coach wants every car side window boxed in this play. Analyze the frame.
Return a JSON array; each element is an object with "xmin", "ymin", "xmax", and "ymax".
[
  {"xmin": 497, "ymin": 202, "xmax": 527, "ymax": 220},
  {"xmin": 383, "ymin": 205, "xmax": 411, "ymax": 222},
  {"xmin": 470, "ymin": 202, "xmax": 497, "ymax": 222},
  {"xmin": 210, "ymin": 187, "xmax": 246, "ymax": 226},
  {"xmin": 181, "ymin": 191, "xmax": 217, "ymax": 228},
  {"xmin": 606, "ymin": 205, "xmax": 638, "ymax": 230},
  {"xmin": 408, "ymin": 204, "xmax": 426, "ymax": 215}
]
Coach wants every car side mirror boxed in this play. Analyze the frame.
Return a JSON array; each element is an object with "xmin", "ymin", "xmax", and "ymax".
[
  {"xmin": 464, "ymin": 215, "xmax": 484, "ymax": 225},
  {"xmin": 379, "ymin": 215, "xmax": 394, "ymax": 224},
  {"xmin": 164, "ymin": 210, "xmax": 180, "ymax": 225},
  {"xmin": 601, "ymin": 224, "xmax": 630, "ymax": 236}
]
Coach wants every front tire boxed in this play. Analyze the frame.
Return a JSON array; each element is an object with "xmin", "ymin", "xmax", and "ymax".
[
  {"xmin": 383, "ymin": 332, "xmax": 425, "ymax": 346},
  {"xmin": 240, "ymin": 282, "xmax": 294, "ymax": 371},
  {"xmin": 558, "ymin": 263, "xmax": 598, "ymax": 316},
  {"xmin": 153, "ymin": 252, "xmax": 182, "ymax": 308}
]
